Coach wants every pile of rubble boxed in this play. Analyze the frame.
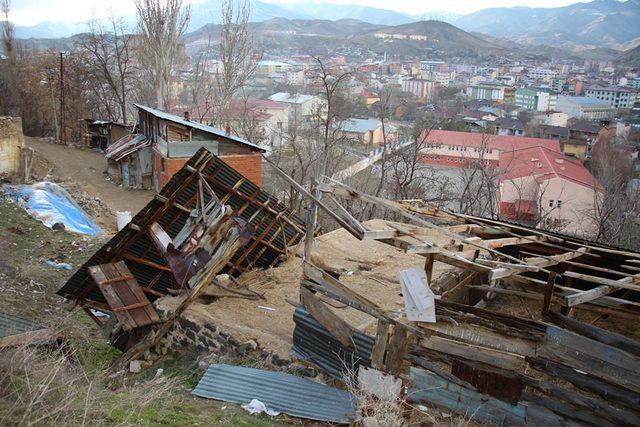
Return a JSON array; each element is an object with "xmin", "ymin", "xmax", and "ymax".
[{"xmin": 48, "ymin": 148, "xmax": 640, "ymax": 425}]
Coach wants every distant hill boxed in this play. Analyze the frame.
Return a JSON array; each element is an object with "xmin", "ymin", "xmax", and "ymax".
[
  {"xmin": 361, "ymin": 20, "xmax": 503, "ymax": 53},
  {"xmin": 274, "ymin": 2, "xmax": 414, "ymax": 26},
  {"xmin": 615, "ymin": 44, "xmax": 640, "ymax": 66},
  {"xmin": 454, "ymin": 0, "xmax": 640, "ymax": 49}
]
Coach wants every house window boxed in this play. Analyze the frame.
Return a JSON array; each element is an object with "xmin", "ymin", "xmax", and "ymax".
[
  {"xmin": 557, "ymin": 200, "xmax": 562, "ymax": 208},
  {"xmin": 549, "ymin": 200, "xmax": 554, "ymax": 207}
]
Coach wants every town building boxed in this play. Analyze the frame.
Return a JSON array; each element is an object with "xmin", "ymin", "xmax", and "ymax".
[
  {"xmin": 135, "ymin": 104, "xmax": 265, "ymax": 191},
  {"xmin": 402, "ymin": 78, "xmax": 436, "ymax": 100},
  {"xmin": 80, "ymin": 119, "xmax": 131, "ymax": 150},
  {"xmin": 256, "ymin": 60, "xmax": 291, "ymax": 75},
  {"xmin": 217, "ymin": 99, "xmax": 290, "ymax": 147},
  {"xmin": 340, "ymin": 118, "xmax": 398, "ymax": 148},
  {"xmin": 466, "ymin": 83, "xmax": 509, "ymax": 103},
  {"xmin": 269, "ymin": 92, "xmax": 327, "ymax": 124},
  {"xmin": 498, "ymin": 145, "xmax": 598, "ymax": 234},
  {"xmin": 494, "ymin": 118, "xmax": 525, "ymax": 137},
  {"xmin": 418, "ymin": 130, "xmax": 560, "ymax": 169},
  {"xmin": 515, "ymin": 87, "xmax": 558, "ymax": 112},
  {"xmin": 526, "ymin": 68, "xmax": 555, "ymax": 82},
  {"xmin": 556, "ymin": 96, "xmax": 614, "ymax": 120},
  {"xmin": 584, "ymin": 86, "xmax": 639, "ymax": 109}
]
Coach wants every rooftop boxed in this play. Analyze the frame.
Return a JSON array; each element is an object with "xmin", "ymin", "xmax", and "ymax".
[
  {"xmin": 559, "ymin": 96, "xmax": 611, "ymax": 107},
  {"xmin": 499, "ymin": 145, "xmax": 597, "ymax": 188},
  {"xmin": 422, "ymin": 130, "xmax": 561, "ymax": 152},
  {"xmin": 341, "ymin": 118, "xmax": 397, "ymax": 134},
  {"xmin": 269, "ymin": 92, "xmax": 318, "ymax": 104},
  {"xmin": 135, "ymin": 104, "xmax": 265, "ymax": 152}
]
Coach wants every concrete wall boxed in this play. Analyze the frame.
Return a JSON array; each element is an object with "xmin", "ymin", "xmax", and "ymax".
[{"xmin": 0, "ymin": 117, "xmax": 24, "ymax": 177}]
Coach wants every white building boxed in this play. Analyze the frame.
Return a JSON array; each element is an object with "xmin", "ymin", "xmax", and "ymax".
[
  {"xmin": 584, "ymin": 86, "xmax": 639, "ymax": 109},
  {"xmin": 527, "ymin": 68, "xmax": 555, "ymax": 82},
  {"xmin": 402, "ymin": 78, "xmax": 436, "ymax": 100},
  {"xmin": 268, "ymin": 92, "xmax": 327, "ymax": 122},
  {"xmin": 556, "ymin": 96, "xmax": 614, "ymax": 120}
]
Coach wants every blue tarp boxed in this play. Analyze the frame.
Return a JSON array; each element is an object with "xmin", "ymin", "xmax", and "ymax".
[{"xmin": 3, "ymin": 182, "xmax": 102, "ymax": 236}]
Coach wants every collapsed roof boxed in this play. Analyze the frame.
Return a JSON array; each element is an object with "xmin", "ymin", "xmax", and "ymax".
[{"xmin": 57, "ymin": 148, "xmax": 305, "ymax": 311}]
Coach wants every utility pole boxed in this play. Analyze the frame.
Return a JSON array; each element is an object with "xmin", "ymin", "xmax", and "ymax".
[{"xmin": 59, "ymin": 52, "xmax": 66, "ymax": 145}]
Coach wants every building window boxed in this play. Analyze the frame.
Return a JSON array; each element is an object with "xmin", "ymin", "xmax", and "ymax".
[
  {"xmin": 557, "ymin": 200, "xmax": 562, "ymax": 208},
  {"xmin": 549, "ymin": 200, "xmax": 554, "ymax": 207}
]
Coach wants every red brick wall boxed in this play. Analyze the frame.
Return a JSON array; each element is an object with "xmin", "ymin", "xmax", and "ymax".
[
  {"xmin": 219, "ymin": 153, "xmax": 263, "ymax": 186},
  {"xmin": 152, "ymin": 149, "xmax": 263, "ymax": 192}
]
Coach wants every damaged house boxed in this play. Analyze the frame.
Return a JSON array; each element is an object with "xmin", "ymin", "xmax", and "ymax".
[
  {"xmin": 136, "ymin": 104, "xmax": 265, "ymax": 191},
  {"xmin": 105, "ymin": 105, "xmax": 266, "ymax": 191},
  {"xmin": 56, "ymin": 147, "xmax": 640, "ymax": 425}
]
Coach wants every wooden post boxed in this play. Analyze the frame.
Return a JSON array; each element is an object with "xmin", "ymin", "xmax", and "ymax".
[
  {"xmin": 370, "ymin": 319, "xmax": 390, "ymax": 369},
  {"xmin": 424, "ymin": 253, "xmax": 435, "ymax": 285},
  {"xmin": 542, "ymin": 271, "xmax": 557, "ymax": 314}
]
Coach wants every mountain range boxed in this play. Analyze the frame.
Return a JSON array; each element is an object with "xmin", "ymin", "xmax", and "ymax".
[
  {"xmin": 455, "ymin": 0, "xmax": 640, "ymax": 50},
  {"xmin": 8, "ymin": 0, "xmax": 640, "ymax": 52}
]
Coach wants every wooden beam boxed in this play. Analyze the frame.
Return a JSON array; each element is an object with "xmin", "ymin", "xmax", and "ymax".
[
  {"xmin": 542, "ymin": 271, "xmax": 557, "ymax": 314},
  {"xmin": 299, "ymin": 287, "xmax": 354, "ymax": 348},
  {"xmin": 370, "ymin": 319, "xmax": 390, "ymax": 369}
]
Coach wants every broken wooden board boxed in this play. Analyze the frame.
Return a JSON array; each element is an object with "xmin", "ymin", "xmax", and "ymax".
[
  {"xmin": 408, "ymin": 367, "xmax": 563, "ymax": 426},
  {"xmin": 538, "ymin": 325, "xmax": 640, "ymax": 393},
  {"xmin": 89, "ymin": 261, "xmax": 160, "ymax": 331},
  {"xmin": 299, "ymin": 287, "xmax": 354, "ymax": 348},
  {"xmin": 398, "ymin": 267, "xmax": 435, "ymax": 323}
]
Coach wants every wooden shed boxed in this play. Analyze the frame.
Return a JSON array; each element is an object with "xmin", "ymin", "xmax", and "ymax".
[{"xmin": 134, "ymin": 104, "xmax": 266, "ymax": 192}]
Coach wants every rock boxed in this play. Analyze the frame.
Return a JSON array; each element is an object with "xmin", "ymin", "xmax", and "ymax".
[
  {"xmin": 289, "ymin": 365, "xmax": 318, "ymax": 378},
  {"xmin": 235, "ymin": 340, "xmax": 258, "ymax": 355},
  {"xmin": 271, "ymin": 354, "xmax": 290, "ymax": 367},
  {"xmin": 129, "ymin": 360, "xmax": 142, "ymax": 373}
]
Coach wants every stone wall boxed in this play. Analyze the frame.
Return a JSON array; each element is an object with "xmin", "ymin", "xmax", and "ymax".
[{"xmin": 0, "ymin": 116, "xmax": 25, "ymax": 177}]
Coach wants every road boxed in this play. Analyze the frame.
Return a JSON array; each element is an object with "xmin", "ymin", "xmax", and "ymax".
[{"xmin": 25, "ymin": 137, "xmax": 153, "ymax": 214}]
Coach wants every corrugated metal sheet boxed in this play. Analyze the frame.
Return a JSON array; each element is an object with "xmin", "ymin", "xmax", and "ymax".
[
  {"xmin": 192, "ymin": 364, "xmax": 358, "ymax": 423},
  {"xmin": 57, "ymin": 148, "xmax": 305, "ymax": 307},
  {"xmin": 0, "ymin": 311, "xmax": 41, "ymax": 338},
  {"xmin": 292, "ymin": 306, "xmax": 374, "ymax": 380}
]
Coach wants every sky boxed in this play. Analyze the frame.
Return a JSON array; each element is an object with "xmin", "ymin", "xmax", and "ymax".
[{"xmin": 8, "ymin": 0, "xmax": 592, "ymax": 26}]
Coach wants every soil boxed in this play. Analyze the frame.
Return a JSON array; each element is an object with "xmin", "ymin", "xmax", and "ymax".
[
  {"xmin": 25, "ymin": 137, "xmax": 153, "ymax": 216},
  {"xmin": 180, "ymin": 219, "xmax": 454, "ymax": 355}
]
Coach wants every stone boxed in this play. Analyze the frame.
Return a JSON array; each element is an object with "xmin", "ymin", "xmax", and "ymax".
[
  {"xmin": 178, "ymin": 317, "xmax": 199, "ymax": 332},
  {"xmin": 235, "ymin": 340, "xmax": 258, "ymax": 355},
  {"xmin": 271, "ymin": 354, "xmax": 290, "ymax": 367},
  {"xmin": 129, "ymin": 360, "xmax": 142, "ymax": 373}
]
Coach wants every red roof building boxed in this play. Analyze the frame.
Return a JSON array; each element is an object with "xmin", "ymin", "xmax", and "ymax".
[
  {"xmin": 498, "ymin": 145, "xmax": 599, "ymax": 234},
  {"xmin": 418, "ymin": 130, "xmax": 561, "ymax": 169}
]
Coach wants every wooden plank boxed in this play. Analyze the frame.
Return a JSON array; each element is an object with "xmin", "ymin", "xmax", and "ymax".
[
  {"xmin": 370, "ymin": 320, "xmax": 389, "ymax": 369},
  {"xmin": 542, "ymin": 271, "xmax": 556, "ymax": 313},
  {"xmin": 539, "ymin": 325, "xmax": 640, "ymax": 393},
  {"xmin": 451, "ymin": 360, "xmax": 523, "ymax": 405},
  {"xmin": 384, "ymin": 326, "xmax": 412, "ymax": 376},
  {"xmin": 543, "ymin": 311, "xmax": 640, "ymax": 357},
  {"xmin": 421, "ymin": 335, "xmax": 526, "ymax": 371},
  {"xmin": 489, "ymin": 248, "xmax": 586, "ymax": 280},
  {"xmin": 407, "ymin": 367, "xmax": 560, "ymax": 426},
  {"xmin": 89, "ymin": 262, "xmax": 160, "ymax": 331},
  {"xmin": 299, "ymin": 287, "xmax": 354, "ymax": 348},
  {"xmin": 527, "ymin": 356, "xmax": 640, "ymax": 411}
]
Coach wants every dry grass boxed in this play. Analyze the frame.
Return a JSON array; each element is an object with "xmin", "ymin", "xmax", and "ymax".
[
  {"xmin": 0, "ymin": 342, "xmax": 181, "ymax": 426},
  {"xmin": 343, "ymin": 367, "xmax": 406, "ymax": 426}
]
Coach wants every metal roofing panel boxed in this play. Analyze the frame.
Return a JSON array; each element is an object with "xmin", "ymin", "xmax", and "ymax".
[
  {"xmin": 292, "ymin": 306, "xmax": 374, "ymax": 380},
  {"xmin": 0, "ymin": 312, "xmax": 42, "ymax": 339},
  {"xmin": 57, "ymin": 148, "xmax": 305, "ymax": 307},
  {"xmin": 192, "ymin": 364, "xmax": 358, "ymax": 423}
]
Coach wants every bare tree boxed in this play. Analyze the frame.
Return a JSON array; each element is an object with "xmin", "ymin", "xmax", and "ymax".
[
  {"xmin": 1, "ymin": 0, "xmax": 18, "ymax": 115},
  {"xmin": 587, "ymin": 145, "xmax": 640, "ymax": 249},
  {"xmin": 135, "ymin": 0, "xmax": 191, "ymax": 110},
  {"xmin": 184, "ymin": 0, "xmax": 260, "ymax": 127},
  {"xmin": 77, "ymin": 16, "xmax": 132, "ymax": 122}
]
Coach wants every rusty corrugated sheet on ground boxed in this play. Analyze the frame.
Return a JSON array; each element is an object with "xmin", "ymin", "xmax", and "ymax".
[
  {"xmin": 451, "ymin": 360, "xmax": 523, "ymax": 405},
  {"xmin": 57, "ymin": 148, "xmax": 305, "ymax": 310},
  {"xmin": 292, "ymin": 306, "xmax": 374, "ymax": 380},
  {"xmin": 192, "ymin": 363, "xmax": 359, "ymax": 423}
]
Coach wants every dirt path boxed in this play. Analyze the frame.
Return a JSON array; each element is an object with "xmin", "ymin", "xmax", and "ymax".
[{"xmin": 25, "ymin": 137, "xmax": 153, "ymax": 214}]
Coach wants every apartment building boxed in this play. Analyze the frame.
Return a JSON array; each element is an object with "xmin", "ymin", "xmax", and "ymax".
[
  {"xmin": 556, "ymin": 96, "xmax": 614, "ymax": 120},
  {"xmin": 584, "ymin": 86, "xmax": 639, "ymax": 109},
  {"xmin": 515, "ymin": 87, "xmax": 558, "ymax": 112}
]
